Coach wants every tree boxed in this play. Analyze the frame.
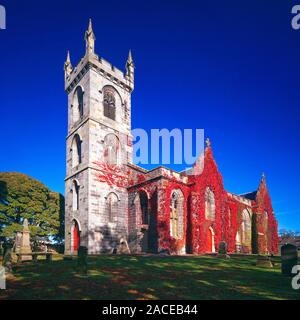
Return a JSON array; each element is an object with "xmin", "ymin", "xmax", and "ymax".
[
  {"xmin": 0, "ymin": 172, "xmax": 64, "ymax": 243},
  {"xmin": 278, "ymin": 229, "xmax": 297, "ymax": 240}
]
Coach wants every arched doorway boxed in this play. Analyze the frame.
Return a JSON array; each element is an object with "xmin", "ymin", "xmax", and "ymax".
[
  {"xmin": 186, "ymin": 195, "xmax": 193, "ymax": 254},
  {"xmin": 134, "ymin": 190, "xmax": 152, "ymax": 253},
  {"xmin": 140, "ymin": 191, "xmax": 149, "ymax": 225},
  {"xmin": 72, "ymin": 220, "xmax": 80, "ymax": 252},
  {"xmin": 139, "ymin": 191, "xmax": 149, "ymax": 252},
  {"xmin": 148, "ymin": 190, "xmax": 158, "ymax": 253},
  {"xmin": 206, "ymin": 227, "xmax": 215, "ymax": 253}
]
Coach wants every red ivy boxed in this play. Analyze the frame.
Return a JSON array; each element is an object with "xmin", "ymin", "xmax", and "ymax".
[{"xmin": 93, "ymin": 146, "xmax": 279, "ymax": 255}]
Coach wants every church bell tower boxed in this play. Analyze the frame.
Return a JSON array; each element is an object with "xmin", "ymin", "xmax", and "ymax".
[{"xmin": 64, "ymin": 20, "xmax": 134, "ymax": 255}]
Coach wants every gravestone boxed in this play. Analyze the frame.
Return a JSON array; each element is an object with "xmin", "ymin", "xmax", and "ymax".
[
  {"xmin": 77, "ymin": 246, "xmax": 88, "ymax": 274},
  {"xmin": 281, "ymin": 244, "xmax": 298, "ymax": 276},
  {"xmin": 14, "ymin": 231, "xmax": 22, "ymax": 254},
  {"xmin": 117, "ymin": 238, "xmax": 131, "ymax": 254},
  {"xmin": 19, "ymin": 219, "xmax": 32, "ymax": 261},
  {"xmin": 256, "ymin": 255, "xmax": 273, "ymax": 268},
  {"xmin": 3, "ymin": 248, "xmax": 13, "ymax": 273},
  {"xmin": 217, "ymin": 241, "xmax": 230, "ymax": 259},
  {"xmin": 218, "ymin": 241, "xmax": 227, "ymax": 254},
  {"xmin": 158, "ymin": 248, "xmax": 170, "ymax": 256}
]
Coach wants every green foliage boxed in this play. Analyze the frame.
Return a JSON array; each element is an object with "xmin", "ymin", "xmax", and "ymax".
[{"xmin": 0, "ymin": 172, "xmax": 64, "ymax": 242}]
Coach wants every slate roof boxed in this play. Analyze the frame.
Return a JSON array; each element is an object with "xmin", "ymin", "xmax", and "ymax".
[{"xmin": 239, "ymin": 191, "xmax": 257, "ymax": 201}]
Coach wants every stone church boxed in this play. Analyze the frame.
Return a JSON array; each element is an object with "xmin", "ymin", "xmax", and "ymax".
[{"xmin": 64, "ymin": 20, "xmax": 278, "ymax": 256}]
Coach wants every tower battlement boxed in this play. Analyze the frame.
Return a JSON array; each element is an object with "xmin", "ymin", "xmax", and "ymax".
[
  {"xmin": 64, "ymin": 19, "xmax": 134, "ymax": 94},
  {"xmin": 65, "ymin": 54, "xmax": 134, "ymax": 94}
]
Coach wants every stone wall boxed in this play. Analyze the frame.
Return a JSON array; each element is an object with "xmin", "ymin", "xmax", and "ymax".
[{"xmin": 65, "ymin": 47, "xmax": 133, "ymax": 255}]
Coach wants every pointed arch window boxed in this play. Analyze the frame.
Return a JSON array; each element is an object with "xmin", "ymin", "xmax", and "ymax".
[
  {"xmin": 103, "ymin": 88, "xmax": 116, "ymax": 120},
  {"xmin": 264, "ymin": 211, "xmax": 268, "ymax": 234},
  {"xmin": 170, "ymin": 190, "xmax": 184, "ymax": 239},
  {"xmin": 241, "ymin": 209, "xmax": 251, "ymax": 244},
  {"xmin": 236, "ymin": 231, "xmax": 241, "ymax": 252},
  {"xmin": 103, "ymin": 134, "xmax": 120, "ymax": 165},
  {"xmin": 141, "ymin": 192, "xmax": 149, "ymax": 225},
  {"xmin": 72, "ymin": 86, "xmax": 84, "ymax": 123},
  {"xmin": 205, "ymin": 187, "xmax": 215, "ymax": 221},
  {"xmin": 106, "ymin": 193, "xmax": 118, "ymax": 223},
  {"xmin": 134, "ymin": 191, "xmax": 149, "ymax": 226},
  {"xmin": 72, "ymin": 180, "xmax": 80, "ymax": 211},
  {"xmin": 72, "ymin": 134, "xmax": 82, "ymax": 168}
]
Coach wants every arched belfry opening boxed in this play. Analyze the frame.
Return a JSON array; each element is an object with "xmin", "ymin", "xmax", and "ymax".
[
  {"xmin": 102, "ymin": 85, "xmax": 123, "ymax": 122},
  {"xmin": 103, "ymin": 87, "xmax": 116, "ymax": 121}
]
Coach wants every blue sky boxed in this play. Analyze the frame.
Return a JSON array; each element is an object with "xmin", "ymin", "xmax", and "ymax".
[{"xmin": 0, "ymin": 0, "xmax": 300, "ymax": 231}]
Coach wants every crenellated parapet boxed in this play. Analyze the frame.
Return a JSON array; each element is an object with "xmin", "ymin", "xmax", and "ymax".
[{"xmin": 64, "ymin": 19, "xmax": 134, "ymax": 94}]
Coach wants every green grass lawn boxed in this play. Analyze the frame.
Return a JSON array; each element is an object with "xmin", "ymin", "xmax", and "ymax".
[{"xmin": 0, "ymin": 255, "xmax": 299, "ymax": 300}]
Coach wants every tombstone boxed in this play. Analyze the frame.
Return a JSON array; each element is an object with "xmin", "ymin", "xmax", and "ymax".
[
  {"xmin": 3, "ymin": 248, "xmax": 13, "ymax": 273},
  {"xmin": 77, "ymin": 246, "xmax": 88, "ymax": 274},
  {"xmin": 117, "ymin": 238, "xmax": 131, "ymax": 254},
  {"xmin": 256, "ymin": 254, "xmax": 273, "ymax": 268},
  {"xmin": 0, "ymin": 242, "xmax": 3, "ymax": 256},
  {"xmin": 14, "ymin": 231, "xmax": 22, "ymax": 254},
  {"xmin": 217, "ymin": 241, "xmax": 230, "ymax": 259},
  {"xmin": 281, "ymin": 244, "xmax": 298, "ymax": 276},
  {"xmin": 19, "ymin": 219, "xmax": 32, "ymax": 261},
  {"xmin": 218, "ymin": 241, "xmax": 227, "ymax": 254},
  {"xmin": 158, "ymin": 248, "xmax": 170, "ymax": 256}
]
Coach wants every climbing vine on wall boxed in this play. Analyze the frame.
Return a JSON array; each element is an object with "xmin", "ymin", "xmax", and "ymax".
[
  {"xmin": 93, "ymin": 162, "xmax": 146, "ymax": 188},
  {"xmin": 93, "ymin": 147, "xmax": 279, "ymax": 255},
  {"xmin": 255, "ymin": 178, "xmax": 279, "ymax": 254}
]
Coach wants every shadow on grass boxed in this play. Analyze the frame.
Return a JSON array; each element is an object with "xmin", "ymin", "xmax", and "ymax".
[{"xmin": 0, "ymin": 255, "xmax": 299, "ymax": 300}]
